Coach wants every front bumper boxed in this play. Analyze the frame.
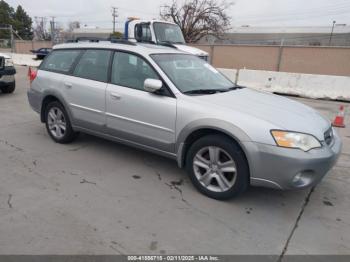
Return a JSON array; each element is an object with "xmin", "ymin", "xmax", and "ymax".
[
  {"xmin": 0, "ymin": 66, "xmax": 16, "ymax": 86},
  {"xmin": 244, "ymin": 128, "xmax": 342, "ymax": 190}
]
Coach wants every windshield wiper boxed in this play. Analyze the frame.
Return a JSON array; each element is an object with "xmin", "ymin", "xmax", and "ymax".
[
  {"xmin": 158, "ymin": 41, "xmax": 185, "ymax": 47},
  {"xmin": 158, "ymin": 41, "xmax": 177, "ymax": 48},
  {"xmin": 184, "ymin": 86, "xmax": 242, "ymax": 95},
  {"xmin": 184, "ymin": 89, "xmax": 228, "ymax": 95}
]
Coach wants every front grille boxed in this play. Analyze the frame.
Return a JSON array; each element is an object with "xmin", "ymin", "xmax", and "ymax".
[{"xmin": 324, "ymin": 127, "xmax": 334, "ymax": 145}]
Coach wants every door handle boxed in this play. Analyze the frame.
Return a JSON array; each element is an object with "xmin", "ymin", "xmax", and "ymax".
[
  {"xmin": 110, "ymin": 92, "xmax": 121, "ymax": 100},
  {"xmin": 64, "ymin": 83, "xmax": 72, "ymax": 89}
]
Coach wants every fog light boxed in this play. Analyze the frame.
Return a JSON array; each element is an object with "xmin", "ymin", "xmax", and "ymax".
[{"xmin": 292, "ymin": 171, "xmax": 314, "ymax": 188}]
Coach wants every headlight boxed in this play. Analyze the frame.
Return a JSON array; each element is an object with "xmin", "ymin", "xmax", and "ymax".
[
  {"xmin": 271, "ymin": 130, "xmax": 321, "ymax": 152},
  {"xmin": 5, "ymin": 59, "xmax": 14, "ymax": 67}
]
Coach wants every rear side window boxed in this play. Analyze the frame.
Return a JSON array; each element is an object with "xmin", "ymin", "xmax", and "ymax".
[
  {"xmin": 41, "ymin": 50, "xmax": 81, "ymax": 73},
  {"xmin": 73, "ymin": 50, "xmax": 112, "ymax": 82}
]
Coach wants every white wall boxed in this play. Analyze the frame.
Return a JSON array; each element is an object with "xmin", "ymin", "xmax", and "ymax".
[
  {"xmin": 217, "ymin": 68, "xmax": 238, "ymax": 83},
  {"xmin": 218, "ymin": 68, "xmax": 350, "ymax": 101}
]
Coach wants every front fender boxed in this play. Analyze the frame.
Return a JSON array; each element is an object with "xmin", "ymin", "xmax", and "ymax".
[{"xmin": 176, "ymin": 118, "xmax": 252, "ymax": 168}]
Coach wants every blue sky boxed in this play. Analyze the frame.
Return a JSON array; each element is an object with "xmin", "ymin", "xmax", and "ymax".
[{"xmin": 5, "ymin": 0, "xmax": 350, "ymax": 29}]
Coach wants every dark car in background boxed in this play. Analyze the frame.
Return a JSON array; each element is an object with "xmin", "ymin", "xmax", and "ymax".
[
  {"xmin": 0, "ymin": 53, "xmax": 16, "ymax": 94},
  {"xmin": 30, "ymin": 48, "xmax": 52, "ymax": 60}
]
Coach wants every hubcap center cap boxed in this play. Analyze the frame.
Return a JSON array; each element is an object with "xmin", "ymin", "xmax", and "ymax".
[{"xmin": 211, "ymin": 164, "xmax": 218, "ymax": 172}]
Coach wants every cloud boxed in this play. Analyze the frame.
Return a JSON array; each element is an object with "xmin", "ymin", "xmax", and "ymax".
[{"xmin": 5, "ymin": 0, "xmax": 350, "ymax": 28}]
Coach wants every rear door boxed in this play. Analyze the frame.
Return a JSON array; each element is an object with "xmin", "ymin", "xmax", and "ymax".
[
  {"xmin": 106, "ymin": 51, "xmax": 177, "ymax": 153},
  {"xmin": 61, "ymin": 49, "xmax": 112, "ymax": 131}
]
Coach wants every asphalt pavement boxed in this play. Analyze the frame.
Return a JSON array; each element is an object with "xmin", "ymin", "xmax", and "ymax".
[{"xmin": 0, "ymin": 66, "xmax": 349, "ymax": 257}]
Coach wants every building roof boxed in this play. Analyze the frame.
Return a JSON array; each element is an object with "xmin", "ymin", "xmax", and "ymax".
[{"xmin": 228, "ymin": 26, "xmax": 350, "ymax": 34}]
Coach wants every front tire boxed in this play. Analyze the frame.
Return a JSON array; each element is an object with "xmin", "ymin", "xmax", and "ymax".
[
  {"xmin": 1, "ymin": 82, "xmax": 15, "ymax": 94},
  {"xmin": 45, "ymin": 101, "xmax": 77, "ymax": 144},
  {"xmin": 186, "ymin": 135, "xmax": 249, "ymax": 200}
]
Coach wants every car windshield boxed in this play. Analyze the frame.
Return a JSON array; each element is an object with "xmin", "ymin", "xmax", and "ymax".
[
  {"xmin": 153, "ymin": 22, "xmax": 185, "ymax": 44},
  {"xmin": 151, "ymin": 54, "xmax": 236, "ymax": 94}
]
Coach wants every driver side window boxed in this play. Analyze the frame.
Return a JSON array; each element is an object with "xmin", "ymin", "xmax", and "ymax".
[{"xmin": 111, "ymin": 52, "xmax": 159, "ymax": 91}]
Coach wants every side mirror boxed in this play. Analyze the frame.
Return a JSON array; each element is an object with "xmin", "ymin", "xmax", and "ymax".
[
  {"xmin": 135, "ymin": 24, "xmax": 143, "ymax": 41},
  {"xmin": 0, "ymin": 57, "xmax": 4, "ymax": 70},
  {"xmin": 144, "ymin": 79, "xmax": 163, "ymax": 93}
]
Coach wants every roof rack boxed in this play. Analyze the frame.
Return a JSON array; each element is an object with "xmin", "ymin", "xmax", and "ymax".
[
  {"xmin": 66, "ymin": 37, "xmax": 137, "ymax": 46},
  {"xmin": 74, "ymin": 37, "xmax": 109, "ymax": 43},
  {"xmin": 110, "ymin": 38, "xmax": 137, "ymax": 46}
]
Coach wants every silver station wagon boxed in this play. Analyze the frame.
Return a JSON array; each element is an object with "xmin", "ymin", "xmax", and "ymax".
[{"xmin": 27, "ymin": 40, "xmax": 342, "ymax": 200}]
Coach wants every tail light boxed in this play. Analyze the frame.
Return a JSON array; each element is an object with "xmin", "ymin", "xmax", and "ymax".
[{"xmin": 28, "ymin": 67, "xmax": 38, "ymax": 84}]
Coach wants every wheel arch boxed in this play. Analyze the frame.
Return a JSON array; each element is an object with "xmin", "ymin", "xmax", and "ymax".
[
  {"xmin": 40, "ymin": 92, "xmax": 73, "ymax": 123},
  {"xmin": 176, "ymin": 119, "xmax": 252, "ymax": 170}
]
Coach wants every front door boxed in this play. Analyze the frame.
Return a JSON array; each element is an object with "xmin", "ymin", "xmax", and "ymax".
[{"xmin": 106, "ymin": 51, "xmax": 177, "ymax": 153}]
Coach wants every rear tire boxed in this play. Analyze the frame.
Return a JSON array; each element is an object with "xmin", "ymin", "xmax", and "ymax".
[
  {"xmin": 1, "ymin": 81, "xmax": 15, "ymax": 94},
  {"xmin": 186, "ymin": 135, "xmax": 249, "ymax": 200},
  {"xmin": 45, "ymin": 101, "xmax": 78, "ymax": 144}
]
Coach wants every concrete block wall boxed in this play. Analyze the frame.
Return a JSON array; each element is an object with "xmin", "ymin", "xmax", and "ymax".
[{"xmin": 217, "ymin": 68, "xmax": 350, "ymax": 101}]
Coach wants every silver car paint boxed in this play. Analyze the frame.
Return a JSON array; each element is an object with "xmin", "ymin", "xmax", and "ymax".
[
  {"xmin": 106, "ymin": 83, "xmax": 177, "ymax": 152},
  {"xmin": 27, "ymin": 42, "xmax": 342, "ymax": 190}
]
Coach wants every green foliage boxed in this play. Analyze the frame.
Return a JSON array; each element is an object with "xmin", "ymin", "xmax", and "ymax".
[
  {"xmin": 0, "ymin": 0, "xmax": 33, "ymax": 40},
  {"xmin": 110, "ymin": 31, "xmax": 124, "ymax": 39},
  {"xmin": 13, "ymin": 5, "xmax": 33, "ymax": 39}
]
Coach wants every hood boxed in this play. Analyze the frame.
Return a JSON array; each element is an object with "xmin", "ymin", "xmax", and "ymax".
[
  {"xmin": 173, "ymin": 44, "xmax": 208, "ymax": 57},
  {"xmin": 194, "ymin": 88, "xmax": 330, "ymax": 141},
  {"xmin": 0, "ymin": 53, "xmax": 11, "ymax": 59}
]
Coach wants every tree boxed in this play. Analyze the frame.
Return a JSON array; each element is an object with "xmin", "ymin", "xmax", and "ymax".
[
  {"xmin": 0, "ymin": 0, "xmax": 14, "ymax": 39},
  {"xmin": 33, "ymin": 17, "xmax": 49, "ymax": 40},
  {"xmin": 110, "ymin": 31, "xmax": 124, "ymax": 39},
  {"xmin": 0, "ymin": 1, "xmax": 33, "ymax": 40},
  {"xmin": 13, "ymin": 5, "xmax": 33, "ymax": 39},
  {"xmin": 68, "ymin": 21, "xmax": 80, "ymax": 32},
  {"xmin": 160, "ymin": 0, "xmax": 233, "ymax": 43}
]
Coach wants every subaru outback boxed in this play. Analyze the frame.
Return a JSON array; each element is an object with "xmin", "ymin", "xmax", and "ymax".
[{"xmin": 27, "ymin": 41, "xmax": 342, "ymax": 200}]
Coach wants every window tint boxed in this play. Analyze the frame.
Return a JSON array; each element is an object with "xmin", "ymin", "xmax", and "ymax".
[
  {"xmin": 41, "ymin": 50, "xmax": 81, "ymax": 73},
  {"xmin": 73, "ymin": 50, "xmax": 111, "ymax": 82},
  {"xmin": 111, "ymin": 52, "xmax": 159, "ymax": 91}
]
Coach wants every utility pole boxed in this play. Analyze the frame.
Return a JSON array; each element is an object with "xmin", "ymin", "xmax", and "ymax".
[
  {"xmin": 9, "ymin": 25, "xmax": 14, "ymax": 53},
  {"xmin": 50, "ymin": 16, "xmax": 56, "ymax": 44},
  {"xmin": 329, "ymin": 20, "xmax": 336, "ymax": 46},
  {"xmin": 111, "ymin": 7, "xmax": 118, "ymax": 33}
]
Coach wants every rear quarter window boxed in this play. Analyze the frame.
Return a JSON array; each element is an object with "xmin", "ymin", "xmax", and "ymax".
[{"xmin": 41, "ymin": 50, "xmax": 81, "ymax": 73}]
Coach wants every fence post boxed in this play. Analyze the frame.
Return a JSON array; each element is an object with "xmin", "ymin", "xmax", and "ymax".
[
  {"xmin": 210, "ymin": 45, "xmax": 215, "ymax": 65},
  {"xmin": 277, "ymin": 39, "xmax": 285, "ymax": 71}
]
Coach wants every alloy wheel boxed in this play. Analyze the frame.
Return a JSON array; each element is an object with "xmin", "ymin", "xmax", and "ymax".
[
  {"xmin": 47, "ymin": 107, "xmax": 67, "ymax": 139},
  {"xmin": 193, "ymin": 146, "xmax": 237, "ymax": 192}
]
